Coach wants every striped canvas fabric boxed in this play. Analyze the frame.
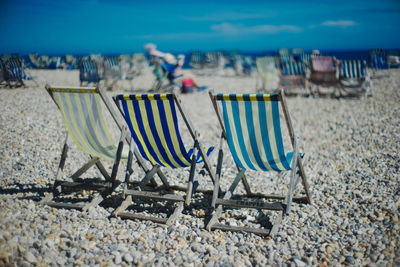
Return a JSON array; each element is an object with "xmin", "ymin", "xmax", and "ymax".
[
  {"xmin": 50, "ymin": 86, "xmax": 127, "ymax": 160},
  {"xmin": 5, "ymin": 58, "xmax": 26, "ymax": 81},
  {"xmin": 311, "ymin": 56, "xmax": 336, "ymax": 72},
  {"xmin": 282, "ymin": 61, "xmax": 305, "ymax": 75},
  {"xmin": 371, "ymin": 53, "xmax": 388, "ymax": 70},
  {"xmin": 115, "ymin": 94, "xmax": 214, "ymax": 169},
  {"xmin": 341, "ymin": 60, "xmax": 366, "ymax": 79},
  {"xmin": 216, "ymin": 94, "xmax": 295, "ymax": 172},
  {"xmin": 80, "ymin": 59, "xmax": 100, "ymax": 83}
]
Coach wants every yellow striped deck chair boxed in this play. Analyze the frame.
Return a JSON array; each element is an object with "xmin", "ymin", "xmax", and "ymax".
[
  {"xmin": 42, "ymin": 85, "xmax": 131, "ymax": 211},
  {"xmin": 113, "ymin": 93, "xmax": 217, "ymax": 225},
  {"xmin": 207, "ymin": 90, "xmax": 312, "ymax": 236},
  {"xmin": 339, "ymin": 60, "xmax": 371, "ymax": 97}
]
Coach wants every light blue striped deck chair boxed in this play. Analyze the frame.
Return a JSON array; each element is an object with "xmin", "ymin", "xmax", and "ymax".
[
  {"xmin": 279, "ymin": 48, "xmax": 291, "ymax": 65},
  {"xmin": 370, "ymin": 51, "xmax": 389, "ymax": 78},
  {"xmin": 190, "ymin": 51, "xmax": 204, "ymax": 69},
  {"xmin": 339, "ymin": 60, "xmax": 371, "ymax": 97},
  {"xmin": 42, "ymin": 85, "xmax": 131, "ymax": 211},
  {"xmin": 113, "ymin": 93, "xmax": 216, "ymax": 225},
  {"xmin": 79, "ymin": 58, "xmax": 100, "ymax": 86},
  {"xmin": 207, "ymin": 91, "xmax": 311, "ymax": 236}
]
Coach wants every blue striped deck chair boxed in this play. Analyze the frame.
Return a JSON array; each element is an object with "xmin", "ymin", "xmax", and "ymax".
[
  {"xmin": 370, "ymin": 51, "xmax": 389, "ymax": 79},
  {"xmin": 280, "ymin": 61, "xmax": 308, "ymax": 94},
  {"xmin": 339, "ymin": 60, "xmax": 371, "ymax": 97},
  {"xmin": 79, "ymin": 59, "xmax": 100, "ymax": 86},
  {"xmin": 207, "ymin": 90, "xmax": 311, "ymax": 236},
  {"xmin": 279, "ymin": 48, "xmax": 291, "ymax": 66},
  {"xmin": 4, "ymin": 57, "xmax": 26, "ymax": 88},
  {"xmin": 42, "ymin": 85, "xmax": 132, "ymax": 211},
  {"xmin": 113, "ymin": 93, "xmax": 217, "ymax": 225},
  {"xmin": 256, "ymin": 57, "xmax": 280, "ymax": 92}
]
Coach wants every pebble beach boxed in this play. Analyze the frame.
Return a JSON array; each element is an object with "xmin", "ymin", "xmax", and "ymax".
[{"xmin": 0, "ymin": 68, "xmax": 399, "ymax": 266}]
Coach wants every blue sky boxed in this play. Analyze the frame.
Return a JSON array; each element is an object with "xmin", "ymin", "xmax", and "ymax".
[{"xmin": 1, "ymin": 0, "xmax": 399, "ymax": 54}]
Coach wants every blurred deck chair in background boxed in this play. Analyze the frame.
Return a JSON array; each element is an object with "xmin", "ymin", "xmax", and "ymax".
[
  {"xmin": 133, "ymin": 53, "xmax": 146, "ymax": 76},
  {"xmin": 279, "ymin": 48, "xmax": 291, "ymax": 66},
  {"xmin": 204, "ymin": 52, "xmax": 225, "ymax": 76},
  {"xmin": 120, "ymin": 54, "xmax": 136, "ymax": 80},
  {"xmin": 231, "ymin": 54, "xmax": 244, "ymax": 76},
  {"xmin": 387, "ymin": 50, "xmax": 400, "ymax": 68},
  {"xmin": 104, "ymin": 56, "xmax": 122, "ymax": 90},
  {"xmin": 189, "ymin": 51, "xmax": 205, "ymax": 72},
  {"xmin": 0, "ymin": 59, "xmax": 5, "ymax": 86},
  {"xmin": 113, "ymin": 93, "xmax": 216, "ymax": 225},
  {"xmin": 79, "ymin": 58, "xmax": 100, "ymax": 86},
  {"xmin": 339, "ymin": 60, "xmax": 371, "ymax": 98},
  {"xmin": 4, "ymin": 56, "xmax": 26, "ymax": 88},
  {"xmin": 42, "ymin": 86, "xmax": 130, "ymax": 210},
  {"xmin": 370, "ymin": 50, "xmax": 389, "ymax": 79},
  {"xmin": 308, "ymin": 56, "xmax": 340, "ymax": 97},
  {"xmin": 256, "ymin": 57, "xmax": 280, "ymax": 92},
  {"xmin": 207, "ymin": 91, "xmax": 311, "ymax": 236},
  {"xmin": 280, "ymin": 60, "xmax": 308, "ymax": 95}
]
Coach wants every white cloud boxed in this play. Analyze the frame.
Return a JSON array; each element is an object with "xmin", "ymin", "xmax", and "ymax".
[
  {"xmin": 321, "ymin": 20, "xmax": 358, "ymax": 27},
  {"xmin": 211, "ymin": 22, "xmax": 303, "ymax": 35}
]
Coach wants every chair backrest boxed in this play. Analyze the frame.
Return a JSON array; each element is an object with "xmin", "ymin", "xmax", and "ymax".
[
  {"xmin": 115, "ymin": 94, "xmax": 208, "ymax": 168},
  {"xmin": 282, "ymin": 61, "xmax": 305, "ymax": 75},
  {"xmin": 215, "ymin": 94, "xmax": 293, "ymax": 172},
  {"xmin": 311, "ymin": 56, "xmax": 336, "ymax": 72},
  {"xmin": 4, "ymin": 57, "xmax": 26, "ymax": 81},
  {"xmin": 80, "ymin": 59, "xmax": 100, "ymax": 83},
  {"xmin": 371, "ymin": 53, "xmax": 388, "ymax": 70},
  {"xmin": 47, "ymin": 86, "xmax": 124, "ymax": 160},
  {"xmin": 279, "ymin": 49, "xmax": 291, "ymax": 63},
  {"xmin": 190, "ymin": 51, "xmax": 204, "ymax": 67},
  {"xmin": 340, "ymin": 60, "xmax": 366, "ymax": 79}
]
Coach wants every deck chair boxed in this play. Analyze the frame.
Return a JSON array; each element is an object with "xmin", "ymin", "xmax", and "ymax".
[
  {"xmin": 4, "ymin": 57, "xmax": 26, "ymax": 88},
  {"xmin": 370, "ymin": 51, "xmax": 389, "ymax": 78},
  {"xmin": 113, "ymin": 93, "xmax": 217, "ymax": 225},
  {"xmin": 0, "ymin": 59, "xmax": 5, "ymax": 86},
  {"xmin": 204, "ymin": 52, "xmax": 225, "ymax": 75},
  {"xmin": 41, "ymin": 85, "xmax": 130, "ymax": 210},
  {"xmin": 308, "ymin": 56, "xmax": 340, "ymax": 97},
  {"xmin": 79, "ymin": 58, "xmax": 100, "ymax": 86},
  {"xmin": 256, "ymin": 57, "xmax": 280, "ymax": 92},
  {"xmin": 189, "ymin": 51, "xmax": 204, "ymax": 69},
  {"xmin": 280, "ymin": 61, "xmax": 307, "ymax": 95},
  {"xmin": 339, "ymin": 60, "xmax": 371, "ymax": 97},
  {"xmin": 279, "ymin": 49, "xmax": 291, "ymax": 66},
  {"xmin": 104, "ymin": 56, "xmax": 121, "ymax": 89},
  {"xmin": 207, "ymin": 91, "xmax": 312, "ymax": 236}
]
